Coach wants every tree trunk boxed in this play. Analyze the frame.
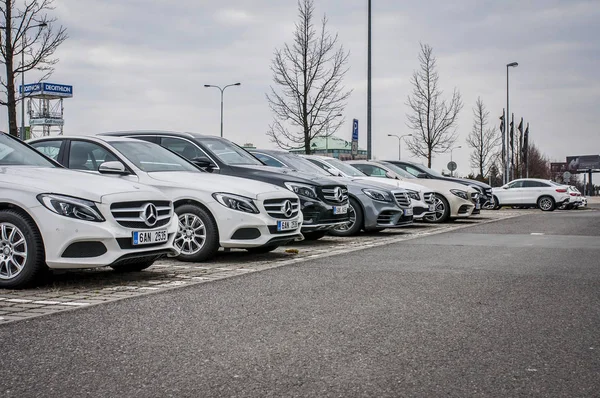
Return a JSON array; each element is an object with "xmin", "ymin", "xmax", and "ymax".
[
  {"xmin": 4, "ymin": 2, "xmax": 18, "ymax": 137},
  {"xmin": 427, "ymin": 148, "xmax": 432, "ymax": 168}
]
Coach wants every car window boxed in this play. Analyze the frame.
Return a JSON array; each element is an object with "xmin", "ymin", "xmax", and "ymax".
[
  {"xmin": 199, "ymin": 137, "xmax": 262, "ymax": 166},
  {"xmin": 161, "ymin": 137, "xmax": 206, "ymax": 160},
  {"xmin": 507, "ymin": 180, "xmax": 524, "ymax": 188},
  {"xmin": 400, "ymin": 164, "xmax": 424, "ymax": 177},
  {"xmin": 253, "ymin": 153, "xmax": 286, "ymax": 168},
  {"xmin": 323, "ymin": 158, "xmax": 366, "ymax": 177},
  {"xmin": 306, "ymin": 158, "xmax": 331, "ymax": 173},
  {"xmin": 30, "ymin": 140, "xmax": 62, "ymax": 161},
  {"xmin": 0, "ymin": 133, "xmax": 56, "ymax": 167},
  {"xmin": 523, "ymin": 181, "xmax": 549, "ymax": 188},
  {"xmin": 111, "ymin": 141, "xmax": 200, "ymax": 172},
  {"xmin": 69, "ymin": 141, "xmax": 117, "ymax": 171},
  {"xmin": 352, "ymin": 163, "xmax": 387, "ymax": 177}
]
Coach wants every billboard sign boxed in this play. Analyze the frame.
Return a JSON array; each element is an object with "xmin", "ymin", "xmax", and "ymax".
[
  {"xmin": 566, "ymin": 155, "xmax": 600, "ymax": 172},
  {"xmin": 30, "ymin": 118, "xmax": 65, "ymax": 126},
  {"xmin": 550, "ymin": 162, "xmax": 567, "ymax": 174},
  {"xmin": 19, "ymin": 82, "xmax": 73, "ymax": 98}
]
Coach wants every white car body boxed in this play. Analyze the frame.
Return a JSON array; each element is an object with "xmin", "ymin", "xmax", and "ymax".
[
  {"xmin": 28, "ymin": 136, "xmax": 303, "ymax": 253},
  {"xmin": 1, "ymin": 133, "xmax": 179, "ymax": 277},
  {"xmin": 302, "ymin": 155, "xmax": 436, "ymax": 220},
  {"xmin": 492, "ymin": 178, "xmax": 570, "ymax": 211},
  {"xmin": 346, "ymin": 160, "xmax": 479, "ymax": 220}
]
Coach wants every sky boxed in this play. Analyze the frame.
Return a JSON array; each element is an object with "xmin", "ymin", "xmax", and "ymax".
[{"xmin": 3, "ymin": 0, "xmax": 599, "ymax": 177}]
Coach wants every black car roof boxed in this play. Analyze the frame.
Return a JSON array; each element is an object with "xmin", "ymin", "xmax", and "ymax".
[{"xmin": 100, "ymin": 130, "xmax": 216, "ymax": 140}]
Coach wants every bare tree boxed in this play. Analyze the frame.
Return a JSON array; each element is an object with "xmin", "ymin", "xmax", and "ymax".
[
  {"xmin": 406, "ymin": 43, "xmax": 463, "ymax": 167},
  {"xmin": 0, "ymin": 0, "xmax": 67, "ymax": 137},
  {"xmin": 266, "ymin": 0, "xmax": 351, "ymax": 153},
  {"xmin": 466, "ymin": 97, "xmax": 501, "ymax": 178}
]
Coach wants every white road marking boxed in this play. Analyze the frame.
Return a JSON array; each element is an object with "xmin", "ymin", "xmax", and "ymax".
[
  {"xmin": 530, "ymin": 233, "xmax": 545, "ymax": 235},
  {"xmin": 6, "ymin": 298, "xmax": 32, "ymax": 303},
  {"xmin": 32, "ymin": 300, "xmax": 61, "ymax": 305}
]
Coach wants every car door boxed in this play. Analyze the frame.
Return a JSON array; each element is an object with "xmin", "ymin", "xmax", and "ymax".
[
  {"xmin": 28, "ymin": 140, "xmax": 67, "ymax": 164},
  {"xmin": 159, "ymin": 137, "xmax": 221, "ymax": 173},
  {"xmin": 521, "ymin": 180, "xmax": 545, "ymax": 204},
  {"xmin": 500, "ymin": 180, "xmax": 525, "ymax": 204}
]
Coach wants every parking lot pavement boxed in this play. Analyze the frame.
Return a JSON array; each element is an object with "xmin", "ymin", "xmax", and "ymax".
[{"xmin": 0, "ymin": 210, "xmax": 534, "ymax": 324}]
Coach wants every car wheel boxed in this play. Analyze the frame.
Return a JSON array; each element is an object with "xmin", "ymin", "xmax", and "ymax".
[
  {"xmin": 492, "ymin": 196, "xmax": 502, "ymax": 210},
  {"xmin": 537, "ymin": 196, "xmax": 556, "ymax": 212},
  {"xmin": 302, "ymin": 231, "xmax": 327, "ymax": 241},
  {"xmin": 329, "ymin": 198, "xmax": 363, "ymax": 237},
  {"xmin": 110, "ymin": 256, "xmax": 159, "ymax": 272},
  {"xmin": 423, "ymin": 194, "xmax": 450, "ymax": 223},
  {"xmin": 0, "ymin": 210, "xmax": 46, "ymax": 289},
  {"xmin": 174, "ymin": 204, "xmax": 220, "ymax": 262},
  {"xmin": 246, "ymin": 245, "xmax": 280, "ymax": 254}
]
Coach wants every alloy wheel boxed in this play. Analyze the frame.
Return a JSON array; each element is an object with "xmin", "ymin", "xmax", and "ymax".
[
  {"xmin": 175, "ymin": 213, "xmax": 207, "ymax": 255},
  {"xmin": 539, "ymin": 197, "xmax": 553, "ymax": 211},
  {"xmin": 335, "ymin": 204, "xmax": 356, "ymax": 232},
  {"xmin": 0, "ymin": 223, "xmax": 28, "ymax": 280},
  {"xmin": 425, "ymin": 197, "xmax": 445, "ymax": 222}
]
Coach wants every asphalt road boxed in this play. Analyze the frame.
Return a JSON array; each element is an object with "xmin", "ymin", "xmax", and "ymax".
[{"xmin": 1, "ymin": 210, "xmax": 599, "ymax": 397}]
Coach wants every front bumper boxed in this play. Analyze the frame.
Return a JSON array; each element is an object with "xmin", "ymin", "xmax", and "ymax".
[
  {"xmin": 299, "ymin": 196, "xmax": 350, "ymax": 231},
  {"xmin": 32, "ymin": 206, "xmax": 179, "ymax": 269},
  {"xmin": 448, "ymin": 195, "xmax": 476, "ymax": 219},
  {"xmin": 410, "ymin": 198, "xmax": 435, "ymax": 220},
  {"xmin": 361, "ymin": 196, "xmax": 414, "ymax": 229}
]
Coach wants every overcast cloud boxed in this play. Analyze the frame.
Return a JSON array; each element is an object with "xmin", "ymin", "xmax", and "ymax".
[{"xmin": 4, "ymin": 0, "xmax": 599, "ymax": 176}]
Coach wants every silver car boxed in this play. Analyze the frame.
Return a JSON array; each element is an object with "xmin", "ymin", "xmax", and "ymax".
[{"xmin": 249, "ymin": 149, "xmax": 414, "ymax": 236}]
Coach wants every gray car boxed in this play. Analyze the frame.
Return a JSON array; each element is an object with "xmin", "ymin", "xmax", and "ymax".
[{"xmin": 249, "ymin": 149, "xmax": 414, "ymax": 236}]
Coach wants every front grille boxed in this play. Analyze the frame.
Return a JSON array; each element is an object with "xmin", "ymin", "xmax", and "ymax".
[
  {"xmin": 377, "ymin": 211, "xmax": 400, "ymax": 224},
  {"xmin": 470, "ymin": 192, "xmax": 480, "ymax": 204},
  {"xmin": 393, "ymin": 192, "xmax": 411, "ymax": 208},
  {"xmin": 320, "ymin": 186, "xmax": 348, "ymax": 204},
  {"xmin": 111, "ymin": 200, "xmax": 173, "ymax": 229},
  {"xmin": 423, "ymin": 192, "xmax": 435, "ymax": 204},
  {"xmin": 263, "ymin": 198, "xmax": 300, "ymax": 219}
]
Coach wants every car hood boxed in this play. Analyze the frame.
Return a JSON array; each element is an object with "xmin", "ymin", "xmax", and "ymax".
[
  {"xmin": 402, "ymin": 177, "xmax": 477, "ymax": 193},
  {"xmin": 440, "ymin": 176, "xmax": 491, "ymax": 190},
  {"xmin": 146, "ymin": 171, "xmax": 287, "ymax": 199},
  {"xmin": 0, "ymin": 166, "xmax": 158, "ymax": 203},
  {"xmin": 351, "ymin": 176, "xmax": 429, "ymax": 192},
  {"xmin": 233, "ymin": 165, "xmax": 343, "ymax": 186}
]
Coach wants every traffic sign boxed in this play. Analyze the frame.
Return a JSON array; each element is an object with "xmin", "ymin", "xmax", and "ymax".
[
  {"xmin": 447, "ymin": 161, "xmax": 457, "ymax": 172},
  {"xmin": 563, "ymin": 171, "xmax": 572, "ymax": 182},
  {"xmin": 351, "ymin": 141, "xmax": 358, "ymax": 156},
  {"xmin": 352, "ymin": 119, "xmax": 359, "ymax": 141}
]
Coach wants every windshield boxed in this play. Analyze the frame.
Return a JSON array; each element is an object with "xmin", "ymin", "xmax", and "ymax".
[
  {"xmin": 404, "ymin": 161, "xmax": 444, "ymax": 178},
  {"xmin": 201, "ymin": 138, "xmax": 263, "ymax": 166},
  {"xmin": 379, "ymin": 162, "xmax": 417, "ymax": 179},
  {"xmin": 111, "ymin": 141, "xmax": 201, "ymax": 172},
  {"xmin": 323, "ymin": 158, "xmax": 366, "ymax": 177},
  {"xmin": 275, "ymin": 153, "xmax": 330, "ymax": 176},
  {"xmin": 0, "ymin": 133, "xmax": 56, "ymax": 167}
]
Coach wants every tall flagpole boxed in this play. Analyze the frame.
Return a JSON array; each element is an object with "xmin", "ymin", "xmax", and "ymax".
[{"xmin": 367, "ymin": 0, "xmax": 372, "ymax": 160}]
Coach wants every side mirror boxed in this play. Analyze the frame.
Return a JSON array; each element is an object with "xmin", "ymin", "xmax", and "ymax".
[
  {"xmin": 502, "ymin": 186, "xmax": 509, "ymax": 189},
  {"xmin": 192, "ymin": 157, "xmax": 216, "ymax": 170},
  {"xmin": 98, "ymin": 161, "xmax": 129, "ymax": 175},
  {"xmin": 417, "ymin": 173, "xmax": 428, "ymax": 178},
  {"xmin": 385, "ymin": 171, "xmax": 395, "ymax": 179}
]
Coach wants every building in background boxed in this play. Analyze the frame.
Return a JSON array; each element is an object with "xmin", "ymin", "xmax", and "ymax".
[
  {"xmin": 289, "ymin": 136, "xmax": 367, "ymax": 160},
  {"xmin": 20, "ymin": 82, "xmax": 73, "ymax": 139}
]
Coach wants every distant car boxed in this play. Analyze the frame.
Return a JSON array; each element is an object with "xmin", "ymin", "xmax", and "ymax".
[
  {"xmin": 29, "ymin": 135, "xmax": 304, "ymax": 260},
  {"xmin": 346, "ymin": 160, "xmax": 479, "ymax": 223},
  {"xmin": 101, "ymin": 131, "xmax": 349, "ymax": 241},
  {"xmin": 491, "ymin": 179, "xmax": 570, "ymax": 211},
  {"xmin": 301, "ymin": 154, "xmax": 436, "ymax": 221},
  {"xmin": 561, "ymin": 186, "xmax": 584, "ymax": 210},
  {"xmin": 1, "ymin": 132, "xmax": 179, "ymax": 288},
  {"xmin": 383, "ymin": 159, "xmax": 493, "ymax": 211},
  {"xmin": 249, "ymin": 149, "xmax": 414, "ymax": 236}
]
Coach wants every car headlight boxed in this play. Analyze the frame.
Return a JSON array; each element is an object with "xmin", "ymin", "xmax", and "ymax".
[
  {"xmin": 37, "ymin": 194, "xmax": 105, "ymax": 222},
  {"xmin": 212, "ymin": 193, "xmax": 259, "ymax": 214},
  {"xmin": 284, "ymin": 182, "xmax": 317, "ymax": 199},
  {"xmin": 450, "ymin": 189, "xmax": 469, "ymax": 200},
  {"xmin": 362, "ymin": 188, "xmax": 394, "ymax": 202},
  {"xmin": 406, "ymin": 190, "xmax": 421, "ymax": 201}
]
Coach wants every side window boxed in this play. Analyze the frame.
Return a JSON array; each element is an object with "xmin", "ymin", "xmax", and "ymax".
[
  {"xmin": 161, "ymin": 137, "xmax": 204, "ymax": 160},
  {"xmin": 30, "ymin": 140, "xmax": 62, "ymax": 161},
  {"xmin": 370, "ymin": 166, "xmax": 389, "ymax": 177},
  {"xmin": 507, "ymin": 180, "xmax": 524, "ymax": 189},
  {"xmin": 253, "ymin": 153, "xmax": 285, "ymax": 168},
  {"xmin": 351, "ymin": 164, "xmax": 371, "ymax": 175},
  {"xmin": 307, "ymin": 159, "xmax": 330, "ymax": 172},
  {"xmin": 403, "ymin": 165, "xmax": 424, "ymax": 177},
  {"xmin": 68, "ymin": 141, "xmax": 116, "ymax": 171}
]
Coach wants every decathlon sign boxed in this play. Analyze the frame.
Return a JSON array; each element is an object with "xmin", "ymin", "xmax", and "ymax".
[{"xmin": 19, "ymin": 82, "xmax": 73, "ymax": 98}]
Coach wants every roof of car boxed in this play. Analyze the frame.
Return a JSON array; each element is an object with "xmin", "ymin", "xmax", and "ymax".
[
  {"xmin": 248, "ymin": 148, "xmax": 289, "ymax": 155},
  {"xmin": 27, "ymin": 135, "xmax": 143, "ymax": 144},
  {"xmin": 100, "ymin": 130, "xmax": 216, "ymax": 140}
]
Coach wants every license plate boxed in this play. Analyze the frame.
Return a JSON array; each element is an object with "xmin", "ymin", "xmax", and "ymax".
[
  {"xmin": 333, "ymin": 205, "xmax": 348, "ymax": 215},
  {"xmin": 428, "ymin": 204, "xmax": 435, "ymax": 212},
  {"xmin": 476, "ymin": 203, "xmax": 481, "ymax": 210},
  {"xmin": 133, "ymin": 229, "xmax": 168, "ymax": 245},
  {"xmin": 404, "ymin": 208, "xmax": 413, "ymax": 216},
  {"xmin": 277, "ymin": 220, "xmax": 299, "ymax": 231}
]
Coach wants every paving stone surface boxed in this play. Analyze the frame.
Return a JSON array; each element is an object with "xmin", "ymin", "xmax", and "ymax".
[{"xmin": 0, "ymin": 210, "xmax": 540, "ymax": 324}]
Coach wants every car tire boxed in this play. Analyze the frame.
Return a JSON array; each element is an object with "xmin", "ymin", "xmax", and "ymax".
[
  {"xmin": 423, "ymin": 194, "xmax": 450, "ymax": 223},
  {"xmin": 537, "ymin": 196, "xmax": 556, "ymax": 212},
  {"xmin": 110, "ymin": 257, "xmax": 158, "ymax": 272},
  {"xmin": 492, "ymin": 196, "xmax": 502, "ymax": 210},
  {"xmin": 0, "ymin": 209, "xmax": 46, "ymax": 289},
  {"xmin": 246, "ymin": 245, "xmax": 280, "ymax": 254},
  {"xmin": 174, "ymin": 204, "xmax": 220, "ymax": 262},
  {"xmin": 302, "ymin": 231, "xmax": 327, "ymax": 241},
  {"xmin": 329, "ymin": 198, "xmax": 363, "ymax": 237}
]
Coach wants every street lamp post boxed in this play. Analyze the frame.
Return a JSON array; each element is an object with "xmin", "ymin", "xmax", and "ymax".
[
  {"xmin": 506, "ymin": 62, "xmax": 518, "ymax": 184},
  {"xmin": 387, "ymin": 133, "xmax": 412, "ymax": 160},
  {"xmin": 325, "ymin": 113, "xmax": 343, "ymax": 154},
  {"xmin": 0, "ymin": 22, "xmax": 47, "ymax": 140},
  {"xmin": 204, "ymin": 82, "xmax": 241, "ymax": 138},
  {"xmin": 450, "ymin": 145, "xmax": 462, "ymax": 177}
]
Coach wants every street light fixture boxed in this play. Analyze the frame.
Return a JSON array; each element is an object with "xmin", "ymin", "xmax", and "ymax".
[
  {"xmin": 450, "ymin": 145, "xmax": 462, "ymax": 177},
  {"xmin": 506, "ymin": 61, "xmax": 518, "ymax": 183},
  {"xmin": 387, "ymin": 133, "xmax": 412, "ymax": 160},
  {"xmin": 0, "ymin": 21, "xmax": 47, "ymax": 140},
  {"xmin": 204, "ymin": 82, "xmax": 241, "ymax": 138},
  {"xmin": 325, "ymin": 113, "xmax": 343, "ymax": 153}
]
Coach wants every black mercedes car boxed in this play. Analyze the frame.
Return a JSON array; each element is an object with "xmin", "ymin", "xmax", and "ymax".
[
  {"xmin": 383, "ymin": 160, "xmax": 494, "ymax": 210},
  {"xmin": 102, "ymin": 131, "xmax": 350, "ymax": 240}
]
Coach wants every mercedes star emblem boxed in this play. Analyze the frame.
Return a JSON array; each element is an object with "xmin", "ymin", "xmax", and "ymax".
[
  {"xmin": 282, "ymin": 200, "xmax": 294, "ymax": 218},
  {"xmin": 142, "ymin": 203, "xmax": 158, "ymax": 227},
  {"xmin": 334, "ymin": 187, "xmax": 343, "ymax": 202}
]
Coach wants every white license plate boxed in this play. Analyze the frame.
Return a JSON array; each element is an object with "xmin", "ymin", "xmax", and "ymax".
[
  {"xmin": 277, "ymin": 220, "xmax": 299, "ymax": 231},
  {"xmin": 476, "ymin": 203, "xmax": 481, "ymax": 210},
  {"xmin": 429, "ymin": 204, "xmax": 435, "ymax": 212},
  {"xmin": 404, "ymin": 208, "xmax": 413, "ymax": 216},
  {"xmin": 333, "ymin": 205, "xmax": 348, "ymax": 215},
  {"xmin": 133, "ymin": 229, "xmax": 168, "ymax": 245}
]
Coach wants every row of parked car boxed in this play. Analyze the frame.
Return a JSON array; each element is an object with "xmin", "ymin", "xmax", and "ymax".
[{"xmin": 1, "ymin": 130, "xmax": 494, "ymax": 288}]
